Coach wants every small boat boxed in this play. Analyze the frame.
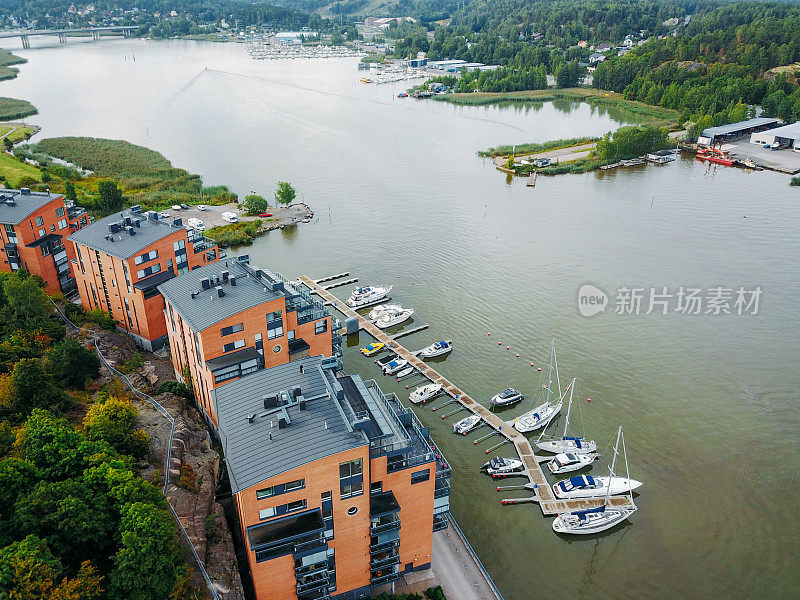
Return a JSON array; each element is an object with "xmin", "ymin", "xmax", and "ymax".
[
  {"xmin": 375, "ymin": 353, "xmax": 397, "ymax": 367},
  {"xmin": 547, "ymin": 452, "xmax": 598, "ymax": 475},
  {"xmin": 395, "ymin": 366, "xmax": 415, "ymax": 379},
  {"xmin": 382, "ymin": 357, "xmax": 408, "ymax": 375},
  {"xmin": 552, "ymin": 427, "xmax": 637, "ymax": 535},
  {"xmin": 552, "ymin": 474, "xmax": 642, "ymax": 499},
  {"xmin": 409, "ymin": 383, "xmax": 442, "ymax": 404},
  {"xmin": 536, "ymin": 378, "xmax": 597, "ymax": 454},
  {"xmin": 491, "ymin": 388, "xmax": 524, "ymax": 407},
  {"xmin": 453, "ymin": 414, "xmax": 481, "ymax": 435},
  {"xmin": 360, "ymin": 77, "xmax": 372, "ymax": 83},
  {"xmin": 347, "ymin": 285, "xmax": 392, "ymax": 308},
  {"xmin": 368, "ymin": 303, "xmax": 401, "ymax": 321},
  {"xmin": 481, "ymin": 456, "xmax": 523, "ymax": 476},
  {"xmin": 360, "ymin": 342, "xmax": 385, "ymax": 357},
  {"xmin": 419, "ymin": 340, "xmax": 452, "ymax": 359},
  {"xmin": 696, "ymin": 146, "xmax": 735, "ymax": 166},
  {"xmin": 397, "ymin": 92, "xmax": 408, "ymax": 97},
  {"xmin": 375, "ymin": 306, "xmax": 414, "ymax": 329}
]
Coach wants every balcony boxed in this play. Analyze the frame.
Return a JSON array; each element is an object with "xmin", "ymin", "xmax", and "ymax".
[
  {"xmin": 369, "ymin": 538, "xmax": 400, "ymax": 555},
  {"xmin": 247, "ymin": 509, "xmax": 326, "ymax": 563},
  {"xmin": 370, "ymin": 552, "xmax": 400, "ymax": 571},
  {"xmin": 370, "ymin": 569, "xmax": 401, "ymax": 585},
  {"xmin": 370, "ymin": 518, "xmax": 401, "ymax": 535}
]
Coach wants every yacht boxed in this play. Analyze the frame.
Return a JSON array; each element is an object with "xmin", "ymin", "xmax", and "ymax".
[
  {"xmin": 375, "ymin": 306, "xmax": 414, "ymax": 329},
  {"xmin": 491, "ymin": 388, "xmax": 524, "ymax": 407},
  {"xmin": 453, "ymin": 414, "xmax": 481, "ymax": 435},
  {"xmin": 347, "ymin": 285, "xmax": 392, "ymax": 308},
  {"xmin": 409, "ymin": 383, "xmax": 442, "ymax": 404},
  {"xmin": 535, "ymin": 378, "xmax": 597, "ymax": 454},
  {"xmin": 419, "ymin": 340, "xmax": 452, "ymax": 358},
  {"xmin": 552, "ymin": 427, "xmax": 638, "ymax": 535},
  {"xmin": 375, "ymin": 353, "xmax": 397, "ymax": 367},
  {"xmin": 481, "ymin": 457, "xmax": 523, "ymax": 476},
  {"xmin": 547, "ymin": 452, "xmax": 598, "ymax": 475},
  {"xmin": 552, "ymin": 474, "xmax": 642, "ymax": 499},
  {"xmin": 381, "ymin": 357, "xmax": 408, "ymax": 375},
  {"xmin": 368, "ymin": 303, "xmax": 401, "ymax": 321},
  {"xmin": 512, "ymin": 340, "xmax": 563, "ymax": 432}
]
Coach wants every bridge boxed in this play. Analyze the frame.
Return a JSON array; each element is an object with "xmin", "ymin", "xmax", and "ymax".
[{"xmin": 0, "ymin": 26, "xmax": 138, "ymax": 49}]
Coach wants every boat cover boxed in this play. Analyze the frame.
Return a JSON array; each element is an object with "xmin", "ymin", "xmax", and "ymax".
[
  {"xmin": 561, "ymin": 475, "xmax": 595, "ymax": 491},
  {"xmin": 564, "ymin": 435, "xmax": 584, "ymax": 448},
  {"xmin": 573, "ymin": 505, "xmax": 606, "ymax": 520}
]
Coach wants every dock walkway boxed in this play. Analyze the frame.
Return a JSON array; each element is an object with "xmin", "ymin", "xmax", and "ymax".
[{"xmin": 299, "ymin": 275, "xmax": 634, "ymax": 516}]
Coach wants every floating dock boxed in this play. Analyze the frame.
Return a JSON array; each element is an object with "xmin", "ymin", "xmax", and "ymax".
[{"xmin": 299, "ymin": 275, "xmax": 635, "ymax": 517}]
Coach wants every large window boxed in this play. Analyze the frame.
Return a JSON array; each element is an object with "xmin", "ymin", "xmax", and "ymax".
[
  {"xmin": 221, "ymin": 323, "xmax": 244, "ymax": 337},
  {"xmin": 315, "ymin": 319, "xmax": 327, "ymax": 335},
  {"xmin": 4, "ymin": 224, "xmax": 17, "ymax": 244},
  {"xmin": 222, "ymin": 339, "xmax": 245, "ymax": 353},
  {"xmin": 55, "ymin": 207, "xmax": 65, "ymax": 218},
  {"xmin": 339, "ymin": 458, "xmax": 363, "ymax": 499},
  {"xmin": 411, "ymin": 469, "xmax": 430, "ymax": 485},
  {"xmin": 267, "ymin": 310, "xmax": 283, "ymax": 339},
  {"xmin": 257, "ymin": 499, "xmax": 307, "ymax": 521},
  {"xmin": 136, "ymin": 263, "xmax": 161, "ymax": 279},
  {"xmin": 256, "ymin": 478, "xmax": 306, "ymax": 500},
  {"xmin": 173, "ymin": 239, "xmax": 185, "ymax": 252},
  {"xmin": 340, "ymin": 458, "xmax": 362, "ymax": 478},
  {"xmin": 135, "ymin": 249, "xmax": 158, "ymax": 265},
  {"xmin": 35, "ymin": 216, "xmax": 43, "ymax": 226}
]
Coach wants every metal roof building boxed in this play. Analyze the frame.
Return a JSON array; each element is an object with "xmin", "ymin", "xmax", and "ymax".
[
  {"xmin": 698, "ymin": 117, "xmax": 780, "ymax": 145},
  {"xmin": 0, "ymin": 188, "xmax": 64, "ymax": 225},
  {"xmin": 749, "ymin": 121, "xmax": 800, "ymax": 148}
]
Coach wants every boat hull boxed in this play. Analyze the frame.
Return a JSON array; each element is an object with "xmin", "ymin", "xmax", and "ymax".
[
  {"xmin": 537, "ymin": 439, "xmax": 598, "ymax": 454},
  {"xmin": 382, "ymin": 359, "xmax": 408, "ymax": 375},
  {"xmin": 375, "ymin": 310, "xmax": 413, "ymax": 329},
  {"xmin": 409, "ymin": 384, "xmax": 442, "ymax": 404},
  {"xmin": 513, "ymin": 401, "xmax": 562, "ymax": 432},
  {"xmin": 553, "ymin": 477, "xmax": 642, "ymax": 499},
  {"xmin": 552, "ymin": 506, "xmax": 636, "ymax": 535},
  {"xmin": 453, "ymin": 415, "xmax": 481, "ymax": 434}
]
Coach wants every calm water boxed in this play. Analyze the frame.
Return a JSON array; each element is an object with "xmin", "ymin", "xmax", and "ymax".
[{"xmin": 4, "ymin": 37, "xmax": 799, "ymax": 600}]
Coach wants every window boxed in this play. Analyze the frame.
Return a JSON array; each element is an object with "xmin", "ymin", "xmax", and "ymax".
[
  {"xmin": 35, "ymin": 216, "xmax": 43, "ymax": 226},
  {"xmin": 4, "ymin": 224, "xmax": 16, "ymax": 244},
  {"xmin": 50, "ymin": 224, "xmax": 55, "ymax": 232},
  {"xmin": 55, "ymin": 207, "xmax": 65, "ymax": 218},
  {"xmin": 411, "ymin": 469, "xmax": 430, "ymax": 485},
  {"xmin": 173, "ymin": 239, "xmax": 186, "ymax": 252},
  {"xmin": 340, "ymin": 481, "xmax": 363, "ymax": 498},
  {"xmin": 286, "ymin": 499, "xmax": 306, "ymax": 512},
  {"xmin": 135, "ymin": 249, "xmax": 158, "ymax": 265},
  {"xmin": 321, "ymin": 491, "xmax": 332, "ymax": 501},
  {"xmin": 221, "ymin": 323, "xmax": 244, "ymax": 337},
  {"xmin": 371, "ymin": 481, "xmax": 383, "ymax": 494},
  {"xmin": 136, "ymin": 263, "xmax": 161, "ymax": 279},
  {"xmin": 58, "ymin": 219, "xmax": 67, "ymax": 230},
  {"xmin": 259, "ymin": 507, "xmax": 275, "ymax": 520},
  {"xmin": 256, "ymin": 486, "xmax": 277, "ymax": 500},
  {"xmin": 256, "ymin": 479, "xmax": 306, "ymax": 501},
  {"xmin": 315, "ymin": 319, "xmax": 327, "ymax": 335},
  {"xmin": 287, "ymin": 329, "xmax": 295, "ymax": 342},
  {"xmin": 285, "ymin": 479, "xmax": 305, "ymax": 492},
  {"xmin": 267, "ymin": 310, "xmax": 283, "ymax": 339},
  {"xmin": 339, "ymin": 459, "xmax": 362, "ymax": 478},
  {"xmin": 39, "ymin": 229, "xmax": 46, "ymax": 237},
  {"xmin": 222, "ymin": 339, "xmax": 245, "ymax": 353},
  {"xmin": 41, "ymin": 245, "xmax": 51, "ymax": 257}
]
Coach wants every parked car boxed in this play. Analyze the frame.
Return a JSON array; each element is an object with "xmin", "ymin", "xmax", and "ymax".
[
  {"xmin": 171, "ymin": 204, "xmax": 182, "ymax": 210},
  {"xmin": 180, "ymin": 204, "xmax": 189, "ymax": 210},
  {"xmin": 159, "ymin": 211, "xmax": 170, "ymax": 219},
  {"xmin": 197, "ymin": 204, "xmax": 207, "ymax": 211},
  {"xmin": 258, "ymin": 212, "xmax": 273, "ymax": 217},
  {"xmin": 187, "ymin": 217, "xmax": 205, "ymax": 231},
  {"xmin": 222, "ymin": 212, "xmax": 238, "ymax": 223}
]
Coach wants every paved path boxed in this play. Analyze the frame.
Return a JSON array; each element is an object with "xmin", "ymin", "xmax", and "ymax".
[{"xmin": 493, "ymin": 142, "xmax": 597, "ymax": 169}]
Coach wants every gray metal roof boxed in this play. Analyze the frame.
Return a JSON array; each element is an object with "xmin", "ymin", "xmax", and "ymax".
[
  {"xmin": 757, "ymin": 121, "xmax": 800, "ymax": 140},
  {"xmin": 158, "ymin": 259, "xmax": 285, "ymax": 332},
  {"xmin": 215, "ymin": 356, "xmax": 368, "ymax": 493},
  {"xmin": 701, "ymin": 117, "xmax": 779, "ymax": 138},
  {"xmin": 68, "ymin": 209, "xmax": 183, "ymax": 260},
  {"xmin": 0, "ymin": 188, "xmax": 63, "ymax": 225}
]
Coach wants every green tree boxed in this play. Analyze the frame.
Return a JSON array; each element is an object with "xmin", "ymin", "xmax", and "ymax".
[
  {"xmin": 97, "ymin": 180, "xmax": 124, "ymax": 213},
  {"xmin": 44, "ymin": 338, "xmax": 99, "ymax": 389},
  {"xmin": 83, "ymin": 397, "xmax": 150, "ymax": 460},
  {"xmin": 11, "ymin": 359, "xmax": 67, "ymax": 416},
  {"xmin": 241, "ymin": 194, "xmax": 270, "ymax": 215},
  {"xmin": 64, "ymin": 180, "xmax": 77, "ymax": 204},
  {"xmin": 274, "ymin": 181, "xmax": 297, "ymax": 205},
  {"xmin": 0, "ymin": 458, "xmax": 39, "ymax": 546},
  {"xmin": 1, "ymin": 274, "xmax": 49, "ymax": 326},
  {"xmin": 109, "ymin": 502, "xmax": 184, "ymax": 600}
]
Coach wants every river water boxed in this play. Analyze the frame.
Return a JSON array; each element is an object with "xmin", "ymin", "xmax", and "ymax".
[{"xmin": 3, "ymin": 37, "xmax": 799, "ymax": 600}]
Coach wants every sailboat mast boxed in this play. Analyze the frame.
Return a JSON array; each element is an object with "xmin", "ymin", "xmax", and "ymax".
[
  {"xmin": 602, "ymin": 426, "xmax": 623, "ymax": 505},
  {"xmin": 562, "ymin": 378, "xmax": 576, "ymax": 437},
  {"xmin": 546, "ymin": 339, "xmax": 556, "ymax": 403}
]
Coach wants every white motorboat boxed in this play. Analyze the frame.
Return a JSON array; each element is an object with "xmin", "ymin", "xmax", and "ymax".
[
  {"xmin": 482, "ymin": 457, "xmax": 524, "ymax": 476},
  {"xmin": 419, "ymin": 340, "xmax": 452, "ymax": 358},
  {"xmin": 347, "ymin": 285, "xmax": 392, "ymax": 308},
  {"xmin": 395, "ymin": 366, "xmax": 415, "ymax": 379},
  {"xmin": 552, "ymin": 474, "xmax": 642, "ymax": 499},
  {"xmin": 409, "ymin": 383, "xmax": 442, "ymax": 404},
  {"xmin": 368, "ymin": 303, "xmax": 401, "ymax": 321},
  {"xmin": 382, "ymin": 357, "xmax": 408, "ymax": 375},
  {"xmin": 513, "ymin": 340, "xmax": 562, "ymax": 433},
  {"xmin": 536, "ymin": 378, "xmax": 597, "ymax": 454},
  {"xmin": 491, "ymin": 388, "xmax": 524, "ymax": 407},
  {"xmin": 547, "ymin": 452, "xmax": 598, "ymax": 475},
  {"xmin": 375, "ymin": 306, "xmax": 414, "ymax": 329},
  {"xmin": 375, "ymin": 353, "xmax": 397, "ymax": 367},
  {"xmin": 453, "ymin": 414, "xmax": 481, "ymax": 435},
  {"xmin": 552, "ymin": 427, "xmax": 638, "ymax": 535}
]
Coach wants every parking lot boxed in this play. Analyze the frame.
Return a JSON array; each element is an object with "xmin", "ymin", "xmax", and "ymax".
[
  {"xmin": 722, "ymin": 140, "xmax": 800, "ymax": 174},
  {"xmin": 158, "ymin": 202, "xmax": 313, "ymax": 230}
]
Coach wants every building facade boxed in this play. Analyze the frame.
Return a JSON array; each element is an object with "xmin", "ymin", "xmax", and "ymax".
[
  {"xmin": 158, "ymin": 257, "xmax": 338, "ymax": 425},
  {"xmin": 0, "ymin": 187, "xmax": 88, "ymax": 294},
  {"xmin": 68, "ymin": 207, "xmax": 219, "ymax": 350},
  {"xmin": 215, "ymin": 356, "xmax": 451, "ymax": 600}
]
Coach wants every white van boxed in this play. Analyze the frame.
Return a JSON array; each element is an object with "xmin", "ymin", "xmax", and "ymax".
[
  {"xmin": 221, "ymin": 212, "xmax": 238, "ymax": 223},
  {"xmin": 187, "ymin": 217, "xmax": 205, "ymax": 230}
]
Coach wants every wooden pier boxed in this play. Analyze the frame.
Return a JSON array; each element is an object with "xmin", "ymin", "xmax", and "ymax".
[{"xmin": 299, "ymin": 275, "xmax": 635, "ymax": 517}]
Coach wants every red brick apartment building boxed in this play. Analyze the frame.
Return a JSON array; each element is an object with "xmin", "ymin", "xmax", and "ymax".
[
  {"xmin": 68, "ymin": 206, "xmax": 220, "ymax": 351},
  {"xmin": 214, "ymin": 355, "xmax": 451, "ymax": 600},
  {"xmin": 157, "ymin": 257, "xmax": 339, "ymax": 425},
  {"xmin": 0, "ymin": 187, "xmax": 89, "ymax": 294}
]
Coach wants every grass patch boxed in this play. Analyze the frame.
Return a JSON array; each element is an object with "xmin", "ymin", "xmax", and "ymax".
[
  {"xmin": 791, "ymin": 176, "xmax": 800, "ymax": 186},
  {"xmin": 538, "ymin": 157, "xmax": 607, "ymax": 174},
  {"xmin": 0, "ymin": 49, "xmax": 25, "ymax": 82},
  {"xmin": 0, "ymin": 97, "xmax": 37, "ymax": 121},
  {"xmin": 434, "ymin": 88, "xmax": 679, "ymax": 128},
  {"xmin": 361, "ymin": 53, "xmax": 386, "ymax": 63},
  {"xmin": 0, "ymin": 123, "xmax": 37, "ymax": 144},
  {"xmin": 0, "ymin": 151, "xmax": 41, "ymax": 187},
  {"xmin": 19, "ymin": 137, "xmax": 237, "ymax": 211},
  {"xmin": 204, "ymin": 219, "xmax": 263, "ymax": 248},
  {"xmin": 480, "ymin": 136, "xmax": 599, "ymax": 157}
]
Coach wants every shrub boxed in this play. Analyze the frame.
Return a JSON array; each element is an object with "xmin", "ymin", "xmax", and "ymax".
[
  {"xmin": 85, "ymin": 309, "xmax": 117, "ymax": 330},
  {"xmin": 791, "ymin": 176, "xmax": 800, "ymax": 186},
  {"xmin": 118, "ymin": 351, "xmax": 143, "ymax": 374},
  {"xmin": 158, "ymin": 381, "xmax": 194, "ymax": 402},
  {"xmin": 242, "ymin": 194, "xmax": 270, "ymax": 215},
  {"xmin": 44, "ymin": 338, "xmax": 100, "ymax": 389},
  {"xmin": 83, "ymin": 396, "xmax": 150, "ymax": 460}
]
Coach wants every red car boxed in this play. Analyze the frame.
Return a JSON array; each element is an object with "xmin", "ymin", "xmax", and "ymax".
[{"xmin": 259, "ymin": 212, "xmax": 273, "ymax": 217}]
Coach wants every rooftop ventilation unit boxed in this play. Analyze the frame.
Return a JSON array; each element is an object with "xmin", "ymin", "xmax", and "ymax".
[
  {"xmin": 190, "ymin": 291, "xmax": 197, "ymax": 299},
  {"xmin": 255, "ymin": 268, "xmax": 264, "ymax": 279},
  {"xmin": 108, "ymin": 223, "xmax": 119, "ymax": 233},
  {"xmin": 237, "ymin": 255, "xmax": 250, "ymax": 263},
  {"xmin": 5, "ymin": 198, "xmax": 15, "ymax": 206},
  {"xmin": 20, "ymin": 188, "xmax": 30, "ymax": 195},
  {"xmin": 148, "ymin": 211, "xmax": 159, "ymax": 221},
  {"xmin": 215, "ymin": 286, "xmax": 225, "ymax": 298},
  {"xmin": 130, "ymin": 205, "xmax": 142, "ymax": 214},
  {"xmin": 229, "ymin": 275, "xmax": 236, "ymax": 286},
  {"xmin": 133, "ymin": 218, "xmax": 141, "ymax": 227},
  {"xmin": 221, "ymin": 270, "xmax": 229, "ymax": 282},
  {"xmin": 263, "ymin": 394, "xmax": 279, "ymax": 409},
  {"xmin": 278, "ymin": 417, "xmax": 288, "ymax": 429},
  {"xmin": 200, "ymin": 278, "xmax": 211, "ymax": 290},
  {"xmin": 124, "ymin": 216, "xmax": 132, "ymax": 226},
  {"xmin": 292, "ymin": 387, "xmax": 302, "ymax": 399},
  {"xmin": 271, "ymin": 281, "xmax": 284, "ymax": 293},
  {"xmin": 173, "ymin": 218, "xmax": 182, "ymax": 227},
  {"xmin": 126, "ymin": 226, "xmax": 135, "ymax": 236},
  {"xmin": 299, "ymin": 398, "xmax": 307, "ymax": 411}
]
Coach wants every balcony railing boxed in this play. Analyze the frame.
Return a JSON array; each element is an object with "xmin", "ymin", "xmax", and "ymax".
[
  {"xmin": 370, "ymin": 554, "xmax": 400, "ymax": 571},
  {"xmin": 370, "ymin": 571, "xmax": 401, "ymax": 585},
  {"xmin": 369, "ymin": 539, "xmax": 400, "ymax": 555},
  {"xmin": 369, "ymin": 519, "xmax": 401, "ymax": 535}
]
